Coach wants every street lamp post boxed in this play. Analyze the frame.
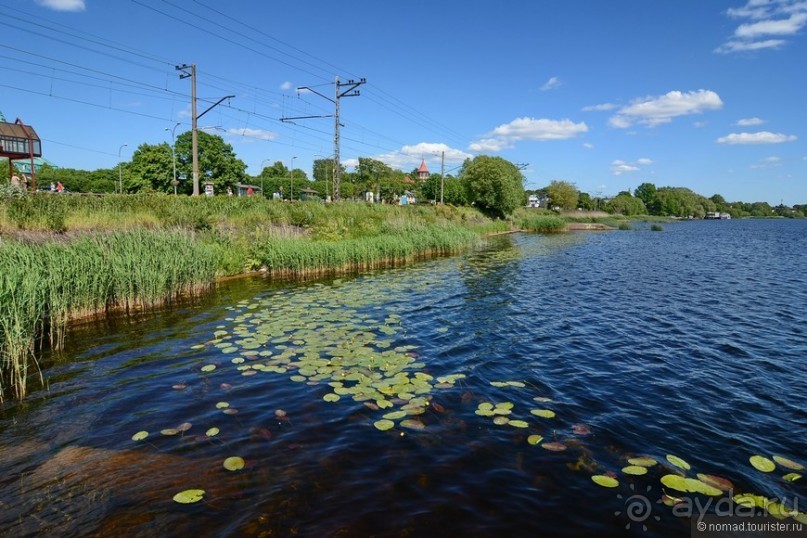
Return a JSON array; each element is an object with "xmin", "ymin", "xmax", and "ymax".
[
  {"xmin": 165, "ymin": 123, "xmax": 180, "ymax": 194},
  {"xmin": 289, "ymin": 156, "xmax": 297, "ymax": 200},
  {"xmin": 118, "ymin": 143, "xmax": 128, "ymax": 194}
]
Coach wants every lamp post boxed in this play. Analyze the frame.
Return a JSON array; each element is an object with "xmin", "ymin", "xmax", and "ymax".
[
  {"xmin": 315, "ymin": 154, "xmax": 334, "ymax": 201},
  {"xmin": 165, "ymin": 123, "xmax": 180, "ymax": 194},
  {"xmin": 289, "ymin": 156, "xmax": 297, "ymax": 200},
  {"xmin": 118, "ymin": 143, "xmax": 128, "ymax": 194}
]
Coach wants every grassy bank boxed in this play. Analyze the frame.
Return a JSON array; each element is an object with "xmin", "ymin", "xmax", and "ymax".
[{"xmin": 0, "ymin": 195, "xmax": 501, "ymax": 400}]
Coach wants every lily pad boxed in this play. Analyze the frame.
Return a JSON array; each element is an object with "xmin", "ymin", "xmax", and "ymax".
[
  {"xmin": 660, "ymin": 474, "xmax": 688, "ymax": 492},
  {"xmin": 223, "ymin": 456, "xmax": 245, "ymax": 471},
  {"xmin": 696, "ymin": 473, "xmax": 734, "ymax": 491},
  {"xmin": 530, "ymin": 409, "xmax": 555, "ymax": 418},
  {"xmin": 591, "ymin": 475, "xmax": 619, "ymax": 488},
  {"xmin": 628, "ymin": 457, "xmax": 657, "ymax": 467},
  {"xmin": 131, "ymin": 431, "xmax": 149, "ymax": 441},
  {"xmin": 206, "ymin": 427, "xmax": 220, "ymax": 437},
  {"xmin": 216, "ymin": 402, "xmax": 230, "ymax": 409},
  {"xmin": 542, "ymin": 442, "xmax": 567, "ymax": 452},
  {"xmin": 383, "ymin": 410, "xmax": 407, "ymax": 420},
  {"xmin": 161, "ymin": 428, "xmax": 179, "ymax": 436},
  {"xmin": 750, "ymin": 455, "xmax": 776, "ymax": 473},
  {"xmin": 400, "ymin": 419, "xmax": 425, "ymax": 431},
  {"xmin": 527, "ymin": 434, "xmax": 544, "ymax": 446},
  {"xmin": 773, "ymin": 455, "xmax": 804, "ymax": 471},
  {"xmin": 509, "ymin": 420, "xmax": 529, "ymax": 428},
  {"xmin": 200, "ymin": 364, "xmax": 216, "ymax": 373},
  {"xmin": 493, "ymin": 416, "xmax": 510, "ymax": 425},
  {"xmin": 173, "ymin": 489, "xmax": 205, "ymax": 504},
  {"xmin": 666, "ymin": 454, "xmax": 691, "ymax": 471},
  {"xmin": 323, "ymin": 393, "xmax": 340, "ymax": 402},
  {"xmin": 374, "ymin": 419, "xmax": 395, "ymax": 431},
  {"xmin": 622, "ymin": 465, "xmax": 648, "ymax": 476},
  {"xmin": 783, "ymin": 473, "xmax": 801, "ymax": 482}
]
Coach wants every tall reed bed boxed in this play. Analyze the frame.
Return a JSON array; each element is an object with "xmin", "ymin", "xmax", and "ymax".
[
  {"xmin": 515, "ymin": 214, "xmax": 568, "ymax": 233},
  {"xmin": 0, "ymin": 230, "xmax": 217, "ymax": 400},
  {"xmin": 251, "ymin": 225, "xmax": 480, "ymax": 278}
]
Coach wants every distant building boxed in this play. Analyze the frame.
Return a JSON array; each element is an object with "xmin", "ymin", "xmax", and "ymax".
[{"xmin": 416, "ymin": 159, "xmax": 429, "ymax": 181}]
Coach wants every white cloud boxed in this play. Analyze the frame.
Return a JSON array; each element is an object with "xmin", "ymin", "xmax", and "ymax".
[
  {"xmin": 582, "ymin": 142, "xmax": 594, "ymax": 149},
  {"xmin": 609, "ymin": 90, "xmax": 723, "ymax": 128},
  {"xmin": 751, "ymin": 156, "xmax": 783, "ymax": 169},
  {"xmin": 610, "ymin": 157, "xmax": 652, "ymax": 175},
  {"xmin": 610, "ymin": 160, "xmax": 639, "ymax": 176},
  {"xmin": 540, "ymin": 76, "xmax": 562, "ymax": 91},
  {"xmin": 716, "ymin": 131, "xmax": 798, "ymax": 144},
  {"xmin": 470, "ymin": 117, "xmax": 588, "ymax": 151},
  {"xmin": 279, "ymin": 81, "xmax": 293, "ymax": 91},
  {"xmin": 693, "ymin": 121, "xmax": 708, "ymax": 128},
  {"xmin": 35, "ymin": 0, "xmax": 85, "ymax": 11},
  {"xmin": 718, "ymin": 1, "xmax": 807, "ymax": 53},
  {"xmin": 582, "ymin": 103, "xmax": 617, "ymax": 112},
  {"xmin": 373, "ymin": 142, "xmax": 472, "ymax": 170},
  {"xmin": 715, "ymin": 38, "xmax": 786, "ymax": 53},
  {"xmin": 736, "ymin": 117, "xmax": 765, "ymax": 125},
  {"xmin": 735, "ymin": 12, "xmax": 807, "ymax": 36},
  {"xmin": 228, "ymin": 128, "xmax": 279, "ymax": 141}
]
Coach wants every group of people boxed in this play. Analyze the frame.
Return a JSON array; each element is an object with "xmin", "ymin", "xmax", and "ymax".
[{"xmin": 9, "ymin": 174, "xmax": 63, "ymax": 193}]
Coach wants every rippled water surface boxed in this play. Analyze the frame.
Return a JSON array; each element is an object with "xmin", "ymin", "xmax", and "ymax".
[{"xmin": 1, "ymin": 219, "xmax": 805, "ymax": 537}]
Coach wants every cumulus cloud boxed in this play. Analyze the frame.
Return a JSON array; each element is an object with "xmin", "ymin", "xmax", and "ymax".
[
  {"xmin": 540, "ymin": 76, "xmax": 562, "ymax": 91},
  {"xmin": 610, "ymin": 160, "xmax": 639, "ymax": 176},
  {"xmin": 469, "ymin": 117, "xmax": 588, "ymax": 152},
  {"xmin": 716, "ymin": 131, "xmax": 798, "ymax": 144},
  {"xmin": 610, "ymin": 158, "xmax": 653, "ymax": 175},
  {"xmin": 609, "ymin": 90, "xmax": 723, "ymax": 128},
  {"xmin": 373, "ymin": 142, "xmax": 472, "ymax": 170},
  {"xmin": 736, "ymin": 117, "xmax": 765, "ymax": 126},
  {"xmin": 228, "ymin": 128, "xmax": 279, "ymax": 141},
  {"xmin": 735, "ymin": 12, "xmax": 807, "ymax": 37},
  {"xmin": 717, "ymin": 1, "xmax": 807, "ymax": 53},
  {"xmin": 582, "ymin": 103, "xmax": 618, "ymax": 112},
  {"xmin": 35, "ymin": 0, "xmax": 85, "ymax": 11}
]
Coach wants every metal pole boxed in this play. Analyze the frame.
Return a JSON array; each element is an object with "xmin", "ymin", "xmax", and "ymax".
[
  {"xmin": 166, "ymin": 123, "xmax": 180, "ymax": 195},
  {"xmin": 118, "ymin": 143, "xmax": 127, "ymax": 194},
  {"xmin": 440, "ymin": 151, "xmax": 445, "ymax": 205},
  {"xmin": 190, "ymin": 64, "xmax": 199, "ymax": 196},
  {"xmin": 289, "ymin": 156, "xmax": 297, "ymax": 200}
]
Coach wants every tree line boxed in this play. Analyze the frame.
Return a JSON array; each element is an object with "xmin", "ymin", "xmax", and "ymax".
[{"xmin": 20, "ymin": 129, "xmax": 804, "ymax": 219}]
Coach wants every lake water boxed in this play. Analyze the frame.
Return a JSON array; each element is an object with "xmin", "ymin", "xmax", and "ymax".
[{"xmin": 1, "ymin": 219, "xmax": 805, "ymax": 537}]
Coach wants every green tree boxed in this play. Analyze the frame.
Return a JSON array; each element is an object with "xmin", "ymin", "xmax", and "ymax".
[
  {"xmin": 546, "ymin": 180, "xmax": 578, "ymax": 210},
  {"xmin": 655, "ymin": 187, "xmax": 715, "ymax": 218},
  {"xmin": 128, "ymin": 142, "xmax": 174, "ymax": 193},
  {"xmin": 577, "ymin": 192, "xmax": 595, "ymax": 210},
  {"xmin": 421, "ymin": 173, "xmax": 466, "ymax": 205},
  {"xmin": 634, "ymin": 182, "xmax": 658, "ymax": 213},
  {"xmin": 607, "ymin": 193, "xmax": 648, "ymax": 215},
  {"xmin": 461, "ymin": 155, "xmax": 524, "ymax": 217},
  {"xmin": 175, "ymin": 130, "xmax": 247, "ymax": 194}
]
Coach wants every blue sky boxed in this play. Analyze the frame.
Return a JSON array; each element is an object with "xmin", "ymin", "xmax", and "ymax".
[{"xmin": 1, "ymin": 0, "xmax": 805, "ymax": 204}]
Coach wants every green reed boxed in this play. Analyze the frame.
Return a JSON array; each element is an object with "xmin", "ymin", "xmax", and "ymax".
[{"xmin": 0, "ymin": 229, "xmax": 217, "ymax": 400}]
